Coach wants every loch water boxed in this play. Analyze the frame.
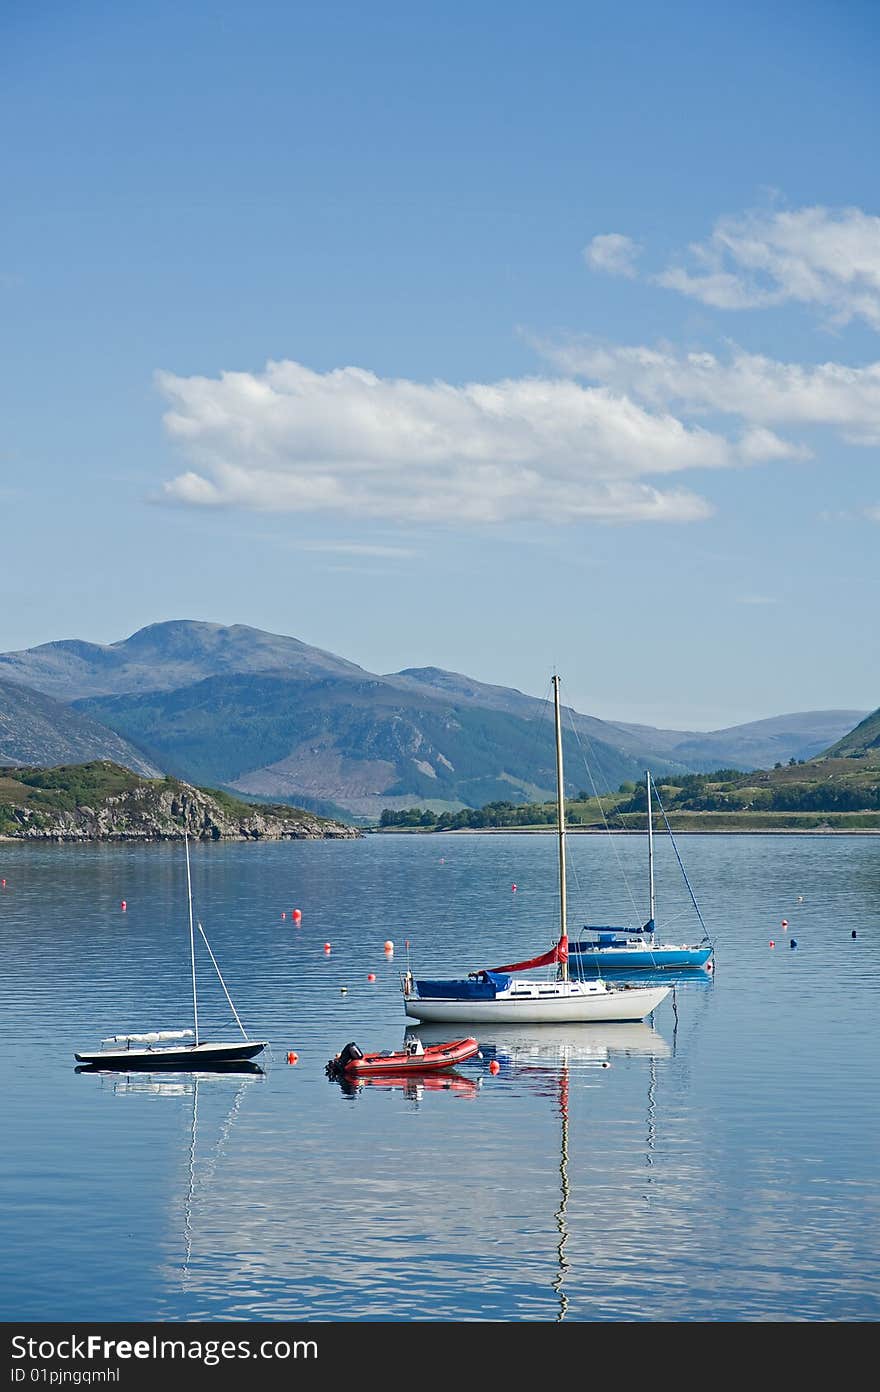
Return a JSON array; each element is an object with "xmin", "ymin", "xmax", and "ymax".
[{"xmin": 1, "ymin": 831, "xmax": 878, "ymax": 1322}]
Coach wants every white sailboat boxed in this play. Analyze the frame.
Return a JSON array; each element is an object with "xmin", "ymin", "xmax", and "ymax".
[
  {"xmin": 402, "ymin": 676, "xmax": 671, "ymax": 1024},
  {"xmin": 75, "ymin": 833, "xmax": 267, "ymax": 1068}
]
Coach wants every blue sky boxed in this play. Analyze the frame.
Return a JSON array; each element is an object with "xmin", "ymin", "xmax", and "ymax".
[{"xmin": 2, "ymin": 0, "xmax": 878, "ymax": 728}]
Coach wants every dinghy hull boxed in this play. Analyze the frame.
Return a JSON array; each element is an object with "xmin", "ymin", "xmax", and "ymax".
[{"xmin": 74, "ymin": 1040, "xmax": 267, "ymax": 1069}]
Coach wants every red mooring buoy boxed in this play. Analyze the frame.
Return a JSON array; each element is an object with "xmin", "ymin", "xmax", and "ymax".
[
  {"xmin": 287, "ymin": 1051, "xmax": 298, "ymax": 1064},
  {"xmin": 488, "ymin": 1060, "xmax": 500, "ymax": 1075},
  {"xmin": 292, "ymin": 909, "xmax": 302, "ymax": 923},
  {"xmin": 120, "ymin": 901, "xmax": 127, "ymax": 911}
]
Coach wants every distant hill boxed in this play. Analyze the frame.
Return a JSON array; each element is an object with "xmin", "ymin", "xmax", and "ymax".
[
  {"xmin": 397, "ymin": 668, "xmax": 865, "ymax": 769},
  {"xmin": 660, "ymin": 710, "xmax": 870, "ymax": 771},
  {"xmin": 76, "ymin": 672, "xmax": 653, "ymax": 818},
  {"xmin": 0, "ymin": 620, "xmax": 364, "ymax": 701},
  {"xmin": 821, "ymin": 707, "xmax": 880, "ymax": 759},
  {"xmin": 0, "ymin": 620, "xmax": 869, "ymax": 818},
  {"xmin": 605, "ymin": 728, "xmax": 880, "ymax": 824},
  {"xmin": 432, "ymin": 721, "xmax": 880, "ymax": 832},
  {"xmin": 0, "ymin": 762, "xmax": 359, "ymax": 840},
  {"xmin": 0, "ymin": 677, "xmax": 159, "ymax": 777}
]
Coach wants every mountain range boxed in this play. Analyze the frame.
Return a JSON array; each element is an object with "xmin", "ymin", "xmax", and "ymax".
[
  {"xmin": 0, "ymin": 621, "xmax": 870, "ymax": 819},
  {"xmin": 0, "ymin": 676, "xmax": 160, "ymax": 778}
]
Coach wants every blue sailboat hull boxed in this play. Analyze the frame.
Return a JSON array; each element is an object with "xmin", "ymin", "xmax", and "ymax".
[{"xmin": 570, "ymin": 944, "xmax": 712, "ymax": 972}]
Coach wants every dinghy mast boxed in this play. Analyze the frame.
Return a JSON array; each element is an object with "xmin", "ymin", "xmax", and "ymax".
[{"xmin": 184, "ymin": 830, "xmax": 200, "ymax": 1047}]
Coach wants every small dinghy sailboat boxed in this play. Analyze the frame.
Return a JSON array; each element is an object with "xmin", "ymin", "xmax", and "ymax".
[{"xmin": 75, "ymin": 832, "xmax": 267, "ymax": 1069}]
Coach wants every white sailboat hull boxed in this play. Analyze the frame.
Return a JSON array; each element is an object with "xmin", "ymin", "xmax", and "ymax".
[{"xmin": 405, "ymin": 981, "xmax": 670, "ymax": 1024}]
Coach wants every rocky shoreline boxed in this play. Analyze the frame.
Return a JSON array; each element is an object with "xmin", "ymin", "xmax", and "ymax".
[{"xmin": 0, "ymin": 778, "xmax": 359, "ymax": 842}]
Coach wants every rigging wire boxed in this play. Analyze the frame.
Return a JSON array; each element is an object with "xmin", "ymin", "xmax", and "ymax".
[
  {"xmin": 565, "ymin": 713, "xmax": 642, "ymax": 927},
  {"xmin": 197, "ymin": 923, "xmax": 251, "ymax": 1040},
  {"xmin": 650, "ymin": 778, "xmax": 714, "ymax": 946}
]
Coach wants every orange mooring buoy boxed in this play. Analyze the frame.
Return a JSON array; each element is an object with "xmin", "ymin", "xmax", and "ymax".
[
  {"xmin": 287, "ymin": 1051, "xmax": 298, "ymax": 1064},
  {"xmin": 488, "ymin": 1060, "xmax": 500, "ymax": 1075}
]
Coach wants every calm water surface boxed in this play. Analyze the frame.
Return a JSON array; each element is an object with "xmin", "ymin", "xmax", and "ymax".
[{"xmin": 1, "ymin": 832, "xmax": 878, "ymax": 1322}]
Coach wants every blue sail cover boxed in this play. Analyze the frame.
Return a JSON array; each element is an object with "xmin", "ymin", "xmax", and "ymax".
[
  {"xmin": 577, "ymin": 921, "xmax": 655, "ymax": 946},
  {"xmin": 415, "ymin": 971, "xmax": 512, "ymax": 1000}
]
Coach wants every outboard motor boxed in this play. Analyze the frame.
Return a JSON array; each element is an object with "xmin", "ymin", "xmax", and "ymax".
[{"xmin": 325, "ymin": 1041, "xmax": 364, "ymax": 1079}]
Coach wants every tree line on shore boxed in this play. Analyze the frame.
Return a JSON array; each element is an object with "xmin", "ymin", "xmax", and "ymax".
[{"xmin": 379, "ymin": 764, "xmax": 880, "ymax": 828}]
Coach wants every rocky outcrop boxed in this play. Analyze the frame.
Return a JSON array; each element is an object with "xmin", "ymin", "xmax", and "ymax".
[{"xmin": 2, "ymin": 778, "xmax": 359, "ymax": 841}]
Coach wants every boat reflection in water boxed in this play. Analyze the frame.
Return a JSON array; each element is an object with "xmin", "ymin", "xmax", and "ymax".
[
  {"xmin": 413, "ymin": 1019, "xmax": 671, "ymax": 1065},
  {"xmin": 333, "ymin": 1070, "xmax": 482, "ymax": 1102},
  {"xmin": 74, "ymin": 1061, "xmax": 266, "ymax": 1080},
  {"xmin": 75, "ymin": 1063, "xmax": 264, "ymax": 1279},
  {"xmin": 415, "ymin": 1020, "xmax": 671, "ymax": 1321}
]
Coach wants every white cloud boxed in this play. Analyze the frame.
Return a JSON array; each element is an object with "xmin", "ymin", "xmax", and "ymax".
[
  {"xmin": 655, "ymin": 206, "xmax": 880, "ymax": 328},
  {"xmin": 865, "ymin": 506, "xmax": 880, "ymax": 522},
  {"xmin": 735, "ymin": 593, "xmax": 778, "ymax": 606},
  {"xmin": 538, "ymin": 340, "xmax": 880, "ymax": 444},
  {"xmin": 584, "ymin": 233, "xmax": 642, "ymax": 279},
  {"xmin": 156, "ymin": 359, "xmax": 796, "ymax": 525}
]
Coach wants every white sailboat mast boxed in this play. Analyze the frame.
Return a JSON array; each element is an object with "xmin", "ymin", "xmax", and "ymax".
[
  {"xmin": 184, "ymin": 829, "xmax": 200, "ymax": 1046},
  {"xmin": 646, "ymin": 771, "xmax": 656, "ymax": 928},
  {"xmin": 553, "ymin": 675, "xmax": 569, "ymax": 981}
]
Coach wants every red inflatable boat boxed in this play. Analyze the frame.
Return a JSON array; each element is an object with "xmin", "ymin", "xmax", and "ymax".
[{"xmin": 326, "ymin": 1036, "xmax": 480, "ymax": 1079}]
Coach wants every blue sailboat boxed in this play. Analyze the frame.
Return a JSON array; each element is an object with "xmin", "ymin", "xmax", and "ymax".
[{"xmin": 569, "ymin": 772, "xmax": 714, "ymax": 974}]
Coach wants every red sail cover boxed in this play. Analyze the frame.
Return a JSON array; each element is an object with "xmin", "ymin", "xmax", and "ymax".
[{"xmin": 486, "ymin": 935, "xmax": 568, "ymax": 975}]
